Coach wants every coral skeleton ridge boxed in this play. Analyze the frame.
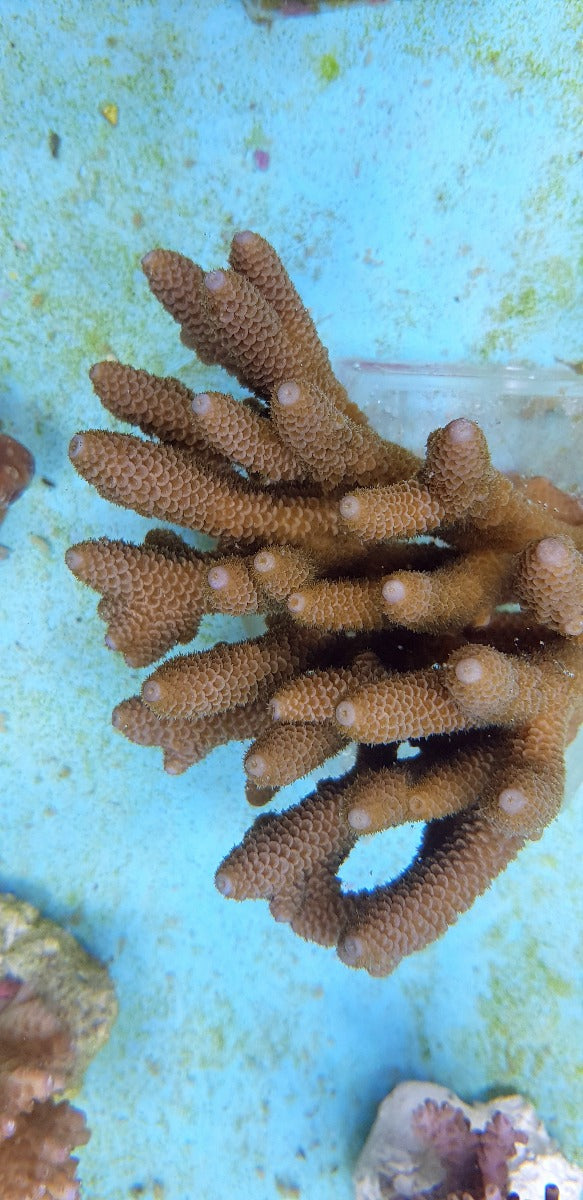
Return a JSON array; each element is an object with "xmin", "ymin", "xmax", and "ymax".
[{"xmin": 67, "ymin": 231, "xmax": 583, "ymax": 976}]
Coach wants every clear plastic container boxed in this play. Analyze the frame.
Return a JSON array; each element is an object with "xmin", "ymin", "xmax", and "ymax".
[{"xmin": 336, "ymin": 360, "xmax": 583, "ymax": 494}]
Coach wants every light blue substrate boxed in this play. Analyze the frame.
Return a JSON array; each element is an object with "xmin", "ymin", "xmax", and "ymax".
[{"xmin": 0, "ymin": 3, "xmax": 581, "ymax": 1197}]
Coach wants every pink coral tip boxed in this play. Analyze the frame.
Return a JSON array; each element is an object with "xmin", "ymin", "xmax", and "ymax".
[
  {"xmin": 205, "ymin": 269, "xmax": 226, "ymax": 293},
  {"xmin": 277, "ymin": 381, "xmax": 300, "ymax": 407}
]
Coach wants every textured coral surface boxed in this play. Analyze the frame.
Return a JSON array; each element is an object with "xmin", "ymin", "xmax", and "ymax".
[
  {"xmin": 67, "ymin": 232, "xmax": 583, "ymax": 976},
  {"xmin": 0, "ymin": 893, "xmax": 118, "ymax": 1089},
  {"xmin": 0, "ymin": 978, "xmax": 89, "ymax": 1200}
]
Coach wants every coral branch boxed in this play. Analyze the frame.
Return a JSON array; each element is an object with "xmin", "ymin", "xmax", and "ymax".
[
  {"xmin": 113, "ymin": 694, "xmax": 272, "ymax": 776},
  {"xmin": 337, "ymin": 809, "xmax": 525, "ymax": 976},
  {"xmin": 191, "ymin": 389, "xmax": 306, "ymax": 482},
  {"xmin": 140, "ymin": 621, "xmax": 327, "ymax": 720},
  {"xmin": 66, "ymin": 533, "xmax": 207, "ymax": 666},
  {"xmin": 69, "ymin": 430, "xmax": 342, "ymax": 548}
]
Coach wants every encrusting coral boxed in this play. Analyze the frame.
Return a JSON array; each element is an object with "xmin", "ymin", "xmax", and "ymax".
[
  {"xmin": 0, "ymin": 976, "xmax": 88, "ymax": 1200},
  {"xmin": 67, "ymin": 230, "xmax": 583, "ymax": 976},
  {"xmin": 0, "ymin": 893, "xmax": 117, "ymax": 1199}
]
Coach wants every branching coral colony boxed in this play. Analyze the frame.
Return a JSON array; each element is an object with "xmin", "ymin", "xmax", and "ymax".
[{"xmin": 66, "ymin": 232, "xmax": 583, "ymax": 977}]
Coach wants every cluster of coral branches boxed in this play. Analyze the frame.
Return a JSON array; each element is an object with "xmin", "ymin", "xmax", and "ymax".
[
  {"xmin": 67, "ymin": 232, "xmax": 583, "ymax": 976},
  {"xmin": 0, "ymin": 977, "xmax": 88, "ymax": 1200}
]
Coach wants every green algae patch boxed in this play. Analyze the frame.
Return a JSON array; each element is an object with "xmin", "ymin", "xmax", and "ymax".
[
  {"xmin": 478, "ymin": 255, "xmax": 577, "ymax": 358},
  {"xmin": 318, "ymin": 52, "xmax": 341, "ymax": 84},
  {"xmin": 244, "ymin": 120, "xmax": 271, "ymax": 151},
  {"xmin": 497, "ymin": 285, "xmax": 538, "ymax": 323}
]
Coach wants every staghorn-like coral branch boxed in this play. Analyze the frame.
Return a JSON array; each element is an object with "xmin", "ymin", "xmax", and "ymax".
[
  {"xmin": 140, "ymin": 619, "xmax": 330, "ymax": 721},
  {"xmin": 336, "ymin": 808, "xmax": 526, "ymax": 976},
  {"xmin": 271, "ymin": 379, "xmax": 420, "ymax": 489},
  {"xmin": 89, "ymin": 360, "xmax": 209, "ymax": 452},
  {"xmin": 513, "ymin": 536, "xmax": 583, "ymax": 636},
  {"xmin": 113, "ymin": 694, "xmax": 273, "ymax": 776},
  {"xmin": 334, "ymin": 641, "xmax": 580, "ymax": 743},
  {"xmin": 244, "ymin": 720, "xmax": 346, "ymax": 789},
  {"xmin": 191, "ymin": 389, "xmax": 307, "ymax": 483},
  {"xmin": 69, "ymin": 429, "xmax": 344, "ymax": 550},
  {"xmin": 380, "ymin": 549, "xmax": 510, "ymax": 633},
  {"xmin": 66, "ymin": 532, "xmax": 207, "ymax": 667},
  {"xmin": 67, "ymin": 230, "xmax": 583, "ymax": 976}
]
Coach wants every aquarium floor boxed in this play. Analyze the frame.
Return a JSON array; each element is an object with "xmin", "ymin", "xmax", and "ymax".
[{"xmin": 1, "ymin": 1, "xmax": 582, "ymax": 1196}]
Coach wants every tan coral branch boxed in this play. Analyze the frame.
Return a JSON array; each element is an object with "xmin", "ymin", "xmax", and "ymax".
[
  {"xmin": 336, "ymin": 809, "xmax": 524, "ymax": 976},
  {"xmin": 69, "ymin": 430, "xmax": 342, "ymax": 549},
  {"xmin": 140, "ymin": 622, "xmax": 328, "ymax": 720}
]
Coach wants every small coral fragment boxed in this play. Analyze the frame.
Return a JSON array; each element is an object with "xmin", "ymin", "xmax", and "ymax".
[
  {"xmin": 68, "ymin": 231, "xmax": 583, "ymax": 976},
  {"xmin": 0, "ymin": 433, "xmax": 34, "ymax": 527}
]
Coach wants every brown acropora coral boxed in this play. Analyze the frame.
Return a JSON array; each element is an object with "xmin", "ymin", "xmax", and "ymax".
[
  {"xmin": 0, "ymin": 977, "xmax": 89, "ymax": 1200},
  {"xmin": 66, "ymin": 231, "xmax": 583, "ymax": 976}
]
